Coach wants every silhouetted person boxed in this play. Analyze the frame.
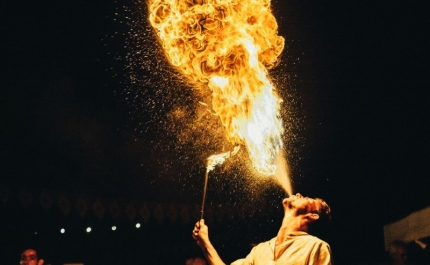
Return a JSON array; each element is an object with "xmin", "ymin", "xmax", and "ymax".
[
  {"xmin": 20, "ymin": 249, "xmax": 44, "ymax": 265},
  {"xmin": 186, "ymin": 256, "xmax": 208, "ymax": 265},
  {"xmin": 389, "ymin": 241, "xmax": 411, "ymax": 265},
  {"xmin": 377, "ymin": 240, "xmax": 414, "ymax": 265},
  {"xmin": 192, "ymin": 193, "xmax": 332, "ymax": 265}
]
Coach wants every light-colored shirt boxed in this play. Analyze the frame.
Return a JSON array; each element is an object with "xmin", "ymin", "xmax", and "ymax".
[{"xmin": 231, "ymin": 231, "xmax": 332, "ymax": 265}]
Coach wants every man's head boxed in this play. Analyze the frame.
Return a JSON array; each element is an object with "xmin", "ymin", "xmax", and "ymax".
[
  {"xmin": 186, "ymin": 257, "xmax": 207, "ymax": 265},
  {"xmin": 388, "ymin": 240, "xmax": 408, "ymax": 265},
  {"xmin": 20, "ymin": 249, "xmax": 44, "ymax": 265},
  {"xmin": 282, "ymin": 193, "xmax": 331, "ymax": 228}
]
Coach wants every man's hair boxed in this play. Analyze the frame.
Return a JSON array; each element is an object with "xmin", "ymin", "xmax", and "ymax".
[
  {"xmin": 307, "ymin": 198, "xmax": 331, "ymax": 233},
  {"xmin": 315, "ymin": 198, "xmax": 331, "ymax": 221}
]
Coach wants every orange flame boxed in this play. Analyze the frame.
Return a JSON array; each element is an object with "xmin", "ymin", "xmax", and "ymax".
[
  {"xmin": 149, "ymin": 0, "xmax": 285, "ymax": 176},
  {"xmin": 206, "ymin": 146, "xmax": 240, "ymax": 172}
]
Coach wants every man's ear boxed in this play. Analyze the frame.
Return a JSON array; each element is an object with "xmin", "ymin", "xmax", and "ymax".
[
  {"xmin": 305, "ymin": 213, "xmax": 320, "ymax": 222},
  {"xmin": 37, "ymin": 259, "xmax": 44, "ymax": 265}
]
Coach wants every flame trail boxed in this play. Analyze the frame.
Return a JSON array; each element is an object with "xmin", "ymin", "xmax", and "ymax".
[{"xmin": 149, "ymin": 0, "xmax": 285, "ymax": 176}]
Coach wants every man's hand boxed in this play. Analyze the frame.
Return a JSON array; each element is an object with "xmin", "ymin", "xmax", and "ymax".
[
  {"xmin": 192, "ymin": 219, "xmax": 226, "ymax": 265},
  {"xmin": 193, "ymin": 219, "xmax": 210, "ymax": 248}
]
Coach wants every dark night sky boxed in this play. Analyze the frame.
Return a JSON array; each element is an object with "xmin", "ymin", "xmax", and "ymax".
[{"xmin": 1, "ymin": 0, "xmax": 430, "ymax": 264}]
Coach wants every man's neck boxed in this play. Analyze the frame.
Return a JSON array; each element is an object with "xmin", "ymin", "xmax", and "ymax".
[
  {"xmin": 272, "ymin": 215, "xmax": 308, "ymax": 260},
  {"xmin": 276, "ymin": 215, "xmax": 307, "ymax": 244}
]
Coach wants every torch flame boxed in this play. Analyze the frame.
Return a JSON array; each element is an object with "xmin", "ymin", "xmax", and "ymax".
[
  {"xmin": 206, "ymin": 145, "xmax": 240, "ymax": 172},
  {"xmin": 149, "ymin": 0, "xmax": 285, "ymax": 176}
]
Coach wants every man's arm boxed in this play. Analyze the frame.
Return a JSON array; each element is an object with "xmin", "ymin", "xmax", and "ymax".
[{"xmin": 192, "ymin": 219, "xmax": 226, "ymax": 265}]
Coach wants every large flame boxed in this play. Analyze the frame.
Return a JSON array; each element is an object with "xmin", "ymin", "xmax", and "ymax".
[{"xmin": 149, "ymin": 0, "xmax": 285, "ymax": 176}]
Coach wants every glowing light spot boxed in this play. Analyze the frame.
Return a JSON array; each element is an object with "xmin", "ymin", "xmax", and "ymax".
[
  {"xmin": 86, "ymin": 227, "xmax": 92, "ymax": 233},
  {"xmin": 112, "ymin": 226, "xmax": 117, "ymax": 231},
  {"xmin": 136, "ymin": 223, "xmax": 141, "ymax": 228},
  {"xmin": 60, "ymin": 228, "xmax": 65, "ymax": 234}
]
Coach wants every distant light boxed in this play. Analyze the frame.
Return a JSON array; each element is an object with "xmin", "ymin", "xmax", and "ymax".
[
  {"xmin": 34, "ymin": 231, "xmax": 38, "ymax": 235},
  {"xmin": 60, "ymin": 228, "xmax": 65, "ymax": 234},
  {"xmin": 86, "ymin": 227, "xmax": 92, "ymax": 233},
  {"xmin": 111, "ymin": 226, "xmax": 117, "ymax": 231},
  {"xmin": 135, "ymin": 223, "xmax": 141, "ymax": 228}
]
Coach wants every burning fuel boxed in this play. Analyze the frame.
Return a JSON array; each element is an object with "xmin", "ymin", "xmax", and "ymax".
[{"xmin": 148, "ymin": 0, "xmax": 285, "ymax": 176}]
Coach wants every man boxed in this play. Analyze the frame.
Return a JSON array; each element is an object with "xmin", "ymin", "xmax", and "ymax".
[
  {"xmin": 380, "ymin": 240, "xmax": 412, "ymax": 265},
  {"xmin": 20, "ymin": 249, "xmax": 44, "ymax": 265},
  {"xmin": 192, "ymin": 193, "xmax": 332, "ymax": 265},
  {"xmin": 186, "ymin": 256, "xmax": 208, "ymax": 265},
  {"xmin": 389, "ymin": 240, "xmax": 409, "ymax": 265}
]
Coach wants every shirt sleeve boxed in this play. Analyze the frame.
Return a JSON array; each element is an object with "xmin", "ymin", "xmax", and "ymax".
[{"xmin": 310, "ymin": 242, "xmax": 332, "ymax": 265}]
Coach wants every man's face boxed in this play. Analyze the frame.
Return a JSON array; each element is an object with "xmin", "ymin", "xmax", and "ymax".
[
  {"xmin": 20, "ymin": 249, "xmax": 38, "ymax": 265},
  {"xmin": 283, "ymin": 193, "xmax": 322, "ymax": 215},
  {"xmin": 392, "ymin": 246, "xmax": 408, "ymax": 264},
  {"xmin": 193, "ymin": 257, "xmax": 207, "ymax": 265}
]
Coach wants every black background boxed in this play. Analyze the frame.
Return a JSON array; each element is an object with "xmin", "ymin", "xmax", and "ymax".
[{"xmin": 2, "ymin": 0, "xmax": 429, "ymax": 264}]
